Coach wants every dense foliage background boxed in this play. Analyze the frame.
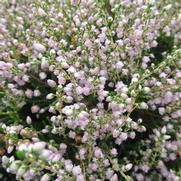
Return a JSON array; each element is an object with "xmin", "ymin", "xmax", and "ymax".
[{"xmin": 0, "ymin": 0, "xmax": 181, "ymax": 180}]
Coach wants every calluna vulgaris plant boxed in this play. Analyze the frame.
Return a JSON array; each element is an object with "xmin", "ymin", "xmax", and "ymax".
[{"xmin": 0, "ymin": 0, "xmax": 181, "ymax": 180}]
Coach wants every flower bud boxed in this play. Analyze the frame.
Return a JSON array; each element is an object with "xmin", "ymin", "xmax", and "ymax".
[
  {"xmin": 9, "ymin": 161, "xmax": 21, "ymax": 173},
  {"xmin": 140, "ymin": 102, "xmax": 148, "ymax": 109},
  {"xmin": 2, "ymin": 156, "xmax": 9, "ymax": 165},
  {"xmin": 17, "ymin": 165, "xmax": 27, "ymax": 177},
  {"xmin": 33, "ymin": 42, "xmax": 46, "ymax": 53},
  {"xmin": 47, "ymin": 79, "xmax": 56, "ymax": 87},
  {"xmin": 41, "ymin": 174, "xmax": 50, "ymax": 181},
  {"xmin": 125, "ymin": 163, "xmax": 133, "ymax": 171},
  {"xmin": 46, "ymin": 93, "xmax": 54, "ymax": 100},
  {"xmin": 38, "ymin": 7, "xmax": 46, "ymax": 16},
  {"xmin": 32, "ymin": 142, "xmax": 46, "ymax": 152}
]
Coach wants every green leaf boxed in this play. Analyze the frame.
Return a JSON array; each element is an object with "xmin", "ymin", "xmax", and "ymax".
[{"xmin": 16, "ymin": 150, "xmax": 26, "ymax": 160}]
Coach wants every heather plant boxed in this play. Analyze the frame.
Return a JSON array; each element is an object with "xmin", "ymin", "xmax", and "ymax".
[{"xmin": 0, "ymin": 0, "xmax": 181, "ymax": 181}]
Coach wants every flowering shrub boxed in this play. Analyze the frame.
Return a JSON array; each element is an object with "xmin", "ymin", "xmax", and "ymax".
[{"xmin": 0, "ymin": 0, "xmax": 181, "ymax": 180}]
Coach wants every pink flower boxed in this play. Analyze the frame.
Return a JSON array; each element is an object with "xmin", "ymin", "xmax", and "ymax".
[
  {"xmin": 76, "ymin": 86, "xmax": 83, "ymax": 95},
  {"xmin": 72, "ymin": 165, "xmax": 81, "ymax": 176},
  {"xmin": 106, "ymin": 169, "xmax": 114, "ymax": 179},
  {"xmin": 31, "ymin": 105, "xmax": 40, "ymax": 113},
  {"xmin": 94, "ymin": 147, "xmax": 103, "ymax": 158},
  {"xmin": 83, "ymin": 87, "xmax": 90, "ymax": 96},
  {"xmin": 111, "ymin": 148, "xmax": 118, "ymax": 156},
  {"xmin": 47, "ymin": 79, "xmax": 56, "ymax": 87},
  {"xmin": 39, "ymin": 72, "xmax": 47, "ymax": 80},
  {"xmin": 65, "ymin": 163, "xmax": 73, "ymax": 172},
  {"xmin": 158, "ymin": 107, "xmax": 165, "ymax": 115},
  {"xmin": 111, "ymin": 173, "xmax": 118, "ymax": 181},
  {"xmin": 33, "ymin": 42, "xmax": 46, "ymax": 53},
  {"xmin": 69, "ymin": 131, "xmax": 76, "ymax": 139},
  {"xmin": 76, "ymin": 174, "xmax": 84, "ymax": 181},
  {"xmin": 25, "ymin": 89, "xmax": 33, "ymax": 98}
]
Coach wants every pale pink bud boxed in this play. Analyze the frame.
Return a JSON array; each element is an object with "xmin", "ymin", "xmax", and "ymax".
[
  {"xmin": 31, "ymin": 105, "xmax": 40, "ymax": 113},
  {"xmin": 72, "ymin": 166, "xmax": 81, "ymax": 176},
  {"xmin": 22, "ymin": 75, "xmax": 29, "ymax": 82},
  {"xmin": 39, "ymin": 72, "xmax": 47, "ymax": 80},
  {"xmin": 111, "ymin": 148, "xmax": 118, "ymax": 156},
  {"xmin": 34, "ymin": 90, "xmax": 41, "ymax": 97},
  {"xmin": 125, "ymin": 163, "xmax": 133, "ymax": 171},
  {"xmin": 26, "ymin": 116, "xmax": 32, "ymax": 124},
  {"xmin": 33, "ymin": 42, "xmax": 46, "ymax": 53},
  {"xmin": 32, "ymin": 142, "xmax": 46, "ymax": 152},
  {"xmin": 25, "ymin": 89, "xmax": 33, "ymax": 98},
  {"xmin": 46, "ymin": 93, "xmax": 54, "ymax": 100},
  {"xmin": 40, "ymin": 174, "xmax": 50, "ymax": 181},
  {"xmin": 47, "ymin": 79, "xmax": 56, "ymax": 87},
  {"xmin": 65, "ymin": 163, "xmax": 73, "ymax": 172},
  {"xmin": 158, "ymin": 107, "xmax": 165, "ymax": 115}
]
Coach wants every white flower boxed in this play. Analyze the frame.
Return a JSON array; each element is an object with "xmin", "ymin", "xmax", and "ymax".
[
  {"xmin": 9, "ymin": 161, "xmax": 21, "ymax": 173},
  {"xmin": 161, "ymin": 126, "xmax": 167, "ymax": 134},
  {"xmin": 32, "ymin": 142, "xmax": 46, "ymax": 152},
  {"xmin": 38, "ymin": 7, "xmax": 46, "ymax": 16},
  {"xmin": 41, "ymin": 174, "xmax": 50, "ymax": 181},
  {"xmin": 40, "ymin": 149, "xmax": 52, "ymax": 160},
  {"xmin": 26, "ymin": 116, "xmax": 32, "ymax": 124},
  {"xmin": 65, "ymin": 163, "xmax": 73, "ymax": 172},
  {"xmin": 140, "ymin": 102, "xmax": 148, "ymax": 109},
  {"xmin": 143, "ymin": 87, "xmax": 151, "ymax": 93},
  {"xmin": 17, "ymin": 165, "xmax": 27, "ymax": 177},
  {"xmin": 18, "ymin": 144, "xmax": 29, "ymax": 151},
  {"xmin": 73, "ymin": 15, "xmax": 81, "ymax": 27},
  {"xmin": 46, "ymin": 93, "xmax": 54, "ymax": 100},
  {"xmin": 125, "ymin": 163, "xmax": 133, "ymax": 171},
  {"xmin": 7, "ymin": 146, "xmax": 14, "ymax": 154},
  {"xmin": 2, "ymin": 156, "xmax": 9, "ymax": 165}
]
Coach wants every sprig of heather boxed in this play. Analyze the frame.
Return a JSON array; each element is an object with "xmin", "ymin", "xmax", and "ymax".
[{"xmin": 0, "ymin": 0, "xmax": 181, "ymax": 181}]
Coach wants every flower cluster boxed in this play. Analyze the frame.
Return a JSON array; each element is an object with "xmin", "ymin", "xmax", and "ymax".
[{"xmin": 0, "ymin": 0, "xmax": 181, "ymax": 181}]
